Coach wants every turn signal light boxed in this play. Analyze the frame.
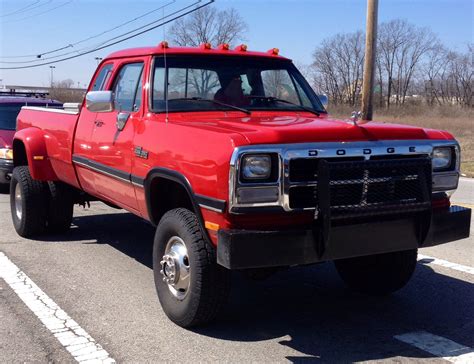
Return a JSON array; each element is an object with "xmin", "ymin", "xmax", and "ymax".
[
  {"xmin": 234, "ymin": 44, "xmax": 248, "ymax": 52},
  {"xmin": 159, "ymin": 41, "xmax": 169, "ymax": 49},
  {"xmin": 218, "ymin": 43, "xmax": 230, "ymax": 50},
  {"xmin": 268, "ymin": 48, "xmax": 279, "ymax": 55},
  {"xmin": 200, "ymin": 42, "xmax": 212, "ymax": 50}
]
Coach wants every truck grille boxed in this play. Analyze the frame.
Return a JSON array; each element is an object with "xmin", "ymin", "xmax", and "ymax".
[{"xmin": 288, "ymin": 157, "xmax": 432, "ymax": 219}]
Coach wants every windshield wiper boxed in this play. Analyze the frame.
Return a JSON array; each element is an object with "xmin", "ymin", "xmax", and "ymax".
[
  {"xmin": 248, "ymin": 96, "xmax": 320, "ymax": 116},
  {"xmin": 168, "ymin": 97, "xmax": 251, "ymax": 115}
]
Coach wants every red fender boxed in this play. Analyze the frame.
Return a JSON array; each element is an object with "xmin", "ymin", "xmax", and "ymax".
[{"xmin": 13, "ymin": 128, "xmax": 58, "ymax": 181}]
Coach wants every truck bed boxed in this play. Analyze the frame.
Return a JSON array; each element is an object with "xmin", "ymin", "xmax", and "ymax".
[{"xmin": 16, "ymin": 106, "xmax": 81, "ymax": 188}]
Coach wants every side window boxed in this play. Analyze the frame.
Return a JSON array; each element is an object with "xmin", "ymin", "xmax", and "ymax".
[
  {"xmin": 152, "ymin": 67, "xmax": 166, "ymax": 109},
  {"xmin": 261, "ymin": 70, "xmax": 300, "ymax": 104},
  {"xmin": 112, "ymin": 62, "xmax": 144, "ymax": 112},
  {"xmin": 92, "ymin": 64, "xmax": 113, "ymax": 91},
  {"xmin": 294, "ymin": 79, "xmax": 313, "ymax": 108},
  {"xmin": 133, "ymin": 71, "xmax": 144, "ymax": 111}
]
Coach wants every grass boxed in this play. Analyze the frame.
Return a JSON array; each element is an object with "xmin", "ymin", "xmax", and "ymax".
[{"xmin": 328, "ymin": 104, "xmax": 474, "ymax": 177}]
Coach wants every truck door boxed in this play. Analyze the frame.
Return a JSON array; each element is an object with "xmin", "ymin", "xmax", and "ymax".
[
  {"xmin": 89, "ymin": 61, "xmax": 144, "ymax": 212},
  {"xmin": 74, "ymin": 63, "xmax": 113, "ymax": 196}
]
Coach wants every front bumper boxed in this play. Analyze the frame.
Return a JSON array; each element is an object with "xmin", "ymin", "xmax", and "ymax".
[
  {"xmin": 0, "ymin": 158, "xmax": 13, "ymax": 184},
  {"xmin": 217, "ymin": 206, "xmax": 471, "ymax": 269}
]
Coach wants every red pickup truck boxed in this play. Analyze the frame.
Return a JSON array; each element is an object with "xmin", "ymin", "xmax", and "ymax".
[{"xmin": 11, "ymin": 42, "xmax": 471, "ymax": 328}]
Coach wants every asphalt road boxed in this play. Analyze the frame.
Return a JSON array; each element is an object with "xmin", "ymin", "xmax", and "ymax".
[{"xmin": 0, "ymin": 179, "xmax": 472, "ymax": 363}]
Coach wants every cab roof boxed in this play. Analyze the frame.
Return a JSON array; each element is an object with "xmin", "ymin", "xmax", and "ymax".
[{"xmin": 106, "ymin": 43, "xmax": 290, "ymax": 61}]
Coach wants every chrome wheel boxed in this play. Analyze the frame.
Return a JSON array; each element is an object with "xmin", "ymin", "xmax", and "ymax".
[
  {"xmin": 160, "ymin": 236, "xmax": 191, "ymax": 300},
  {"xmin": 14, "ymin": 183, "xmax": 22, "ymax": 220}
]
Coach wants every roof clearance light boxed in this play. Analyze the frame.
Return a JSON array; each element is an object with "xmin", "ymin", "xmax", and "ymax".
[
  {"xmin": 159, "ymin": 41, "xmax": 169, "ymax": 49},
  {"xmin": 218, "ymin": 43, "xmax": 230, "ymax": 50},
  {"xmin": 200, "ymin": 42, "xmax": 212, "ymax": 50},
  {"xmin": 267, "ymin": 48, "xmax": 279, "ymax": 55},
  {"xmin": 235, "ymin": 44, "xmax": 247, "ymax": 52}
]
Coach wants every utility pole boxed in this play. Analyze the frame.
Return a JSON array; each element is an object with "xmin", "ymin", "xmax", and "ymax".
[
  {"xmin": 361, "ymin": 0, "xmax": 378, "ymax": 121},
  {"xmin": 49, "ymin": 66, "xmax": 56, "ymax": 87}
]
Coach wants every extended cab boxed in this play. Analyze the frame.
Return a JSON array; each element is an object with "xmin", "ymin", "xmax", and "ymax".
[{"xmin": 11, "ymin": 43, "xmax": 471, "ymax": 327}]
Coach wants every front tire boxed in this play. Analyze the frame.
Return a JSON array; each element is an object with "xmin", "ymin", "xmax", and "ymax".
[
  {"xmin": 10, "ymin": 166, "xmax": 48, "ymax": 238},
  {"xmin": 153, "ymin": 208, "xmax": 230, "ymax": 328},
  {"xmin": 334, "ymin": 249, "xmax": 418, "ymax": 295}
]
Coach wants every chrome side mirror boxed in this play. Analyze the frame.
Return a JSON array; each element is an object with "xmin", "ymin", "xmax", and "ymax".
[
  {"xmin": 86, "ymin": 91, "xmax": 114, "ymax": 112},
  {"xmin": 318, "ymin": 94, "xmax": 328, "ymax": 108}
]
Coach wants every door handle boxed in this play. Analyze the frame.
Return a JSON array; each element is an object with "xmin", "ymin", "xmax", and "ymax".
[
  {"xmin": 94, "ymin": 120, "xmax": 104, "ymax": 127},
  {"xmin": 116, "ymin": 112, "xmax": 130, "ymax": 131}
]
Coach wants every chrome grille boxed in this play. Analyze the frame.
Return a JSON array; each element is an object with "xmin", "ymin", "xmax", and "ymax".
[{"xmin": 288, "ymin": 157, "xmax": 432, "ymax": 218}]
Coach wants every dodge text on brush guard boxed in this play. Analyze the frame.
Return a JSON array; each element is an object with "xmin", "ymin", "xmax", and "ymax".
[{"xmin": 11, "ymin": 42, "xmax": 471, "ymax": 327}]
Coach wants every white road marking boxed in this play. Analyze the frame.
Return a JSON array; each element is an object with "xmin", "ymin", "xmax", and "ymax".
[
  {"xmin": 418, "ymin": 254, "xmax": 474, "ymax": 276},
  {"xmin": 0, "ymin": 252, "xmax": 115, "ymax": 363},
  {"xmin": 395, "ymin": 331, "xmax": 474, "ymax": 363}
]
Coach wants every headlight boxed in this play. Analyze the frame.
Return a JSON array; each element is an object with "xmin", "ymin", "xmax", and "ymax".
[
  {"xmin": 0, "ymin": 148, "xmax": 13, "ymax": 160},
  {"xmin": 432, "ymin": 147, "xmax": 452, "ymax": 171},
  {"xmin": 241, "ymin": 154, "xmax": 271, "ymax": 180}
]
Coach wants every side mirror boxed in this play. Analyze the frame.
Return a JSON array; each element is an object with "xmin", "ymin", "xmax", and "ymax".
[
  {"xmin": 86, "ymin": 91, "xmax": 114, "ymax": 112},
  {"xmin": 318, "ymin": 94, "xmax": 329, "ymax": 109}
]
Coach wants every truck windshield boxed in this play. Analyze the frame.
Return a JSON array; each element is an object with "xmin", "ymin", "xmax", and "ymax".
[{"xmin": 151, "ymin": 56, "xmax": 325, "ymax": 114}]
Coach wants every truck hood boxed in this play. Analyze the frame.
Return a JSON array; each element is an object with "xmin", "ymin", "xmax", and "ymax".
[
  {"xmin": 0, "ymin": 130, "xmax": 15, "ymax": 148},
  {"xmin": 174, "ymin": 113, "xmax": 452, "ymax": 145}
]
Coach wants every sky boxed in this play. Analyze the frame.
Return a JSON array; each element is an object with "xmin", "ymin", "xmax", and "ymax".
[{"xmin": 0, "ymin": 0, "xmax": 472, "ymax": 88}]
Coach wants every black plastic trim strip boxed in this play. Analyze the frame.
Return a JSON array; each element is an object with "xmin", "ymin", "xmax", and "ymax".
[
  {"xmin": 72, "ymin": 155, "xmax": 130, "ymax": 184},
  {"xmin": 131, "ymin": 174, "xmax": 145, "ymax": 187},
  {"xmin": 195, "ymin": 194, "xmax": 226, "ymax": 213}
]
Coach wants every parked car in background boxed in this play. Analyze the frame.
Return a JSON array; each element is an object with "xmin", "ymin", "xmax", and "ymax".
[{"xmin": 0, "ymin": 91, "xmax": 62, "ymax": 189}]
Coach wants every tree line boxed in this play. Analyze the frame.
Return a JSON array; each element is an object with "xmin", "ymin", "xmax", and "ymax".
[{"xmin": 310, "ymin": 19, "xmax": 472, "ymax": 108}]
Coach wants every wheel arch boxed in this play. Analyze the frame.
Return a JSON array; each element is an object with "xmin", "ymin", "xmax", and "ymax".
[
  {"xmin": 144, "ymin": 168, "xmax": 206, "ymax": 229},
  {"xmin": 13, "ymin": 128, "xmax": 57, "ymax": 181}
]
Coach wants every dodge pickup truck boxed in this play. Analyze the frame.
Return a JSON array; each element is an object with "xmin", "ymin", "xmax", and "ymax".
[{"xmin": 11, "ymin": 42, "xmax": 471, "ymax": 328}]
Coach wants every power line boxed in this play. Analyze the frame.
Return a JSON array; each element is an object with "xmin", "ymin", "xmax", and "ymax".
[
  {"xmin": 1, "ymin": 0, "xmax": 200, "ymax": 65},
  {"xmin": 0, "ymin": 0, "xmax": 42, "ymax": 17},
  {"xmin": 36, "ymin": 0, "xmax": 175, "ymax": 57},
  {"xmin": 1, "ymin": 0, "xmax": 52, "ymax": 18},
  {"xmin": 0, "ymin": 0, "xmax": 175, "ymax": 59},
  {"xmin": 3, "ymin": 1, "xmax": 74, "ymax": 24},
  {"xmin": 0, "ymin": 0, "xmax": 214, "ymax": 70}
]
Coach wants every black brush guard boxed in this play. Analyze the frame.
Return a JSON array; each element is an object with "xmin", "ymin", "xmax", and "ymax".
[
  {"xmin": 217, "ymin": 157, "xmax": 471, "ymax": 270},
  {"xmin": 312, "ymin": 157, "xmax": 433, "ymax": 258}
]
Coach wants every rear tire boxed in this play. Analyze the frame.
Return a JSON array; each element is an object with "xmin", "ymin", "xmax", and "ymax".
[
  {"xmin": 47, "ymin": 181, "xmax": 74, "ymax": 233},
  {"xmin": 10, "ymin": 166, "xmax": 48, "ymax": 238},
  {"xmin": 153, "ymin": 208, "xmax": 230, "ymax": 328},
  {"xmin": 334, "ymin": 249, "xmax": 418, "ymax": 295}
]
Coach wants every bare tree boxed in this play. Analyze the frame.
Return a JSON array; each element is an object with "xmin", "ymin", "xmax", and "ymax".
[
  {"xmin": 311, "ymin": 31, "xmax": 365, "ymax": 106},
  {"xmin": 169, "ymin": 6, "xmax": 247, "ymax": 47},
  {"xmin": 377, "ymin": 20, "xmax": 437, "ymax": 107},
  {"xmin": 309, "ymin": 19, "xmax": 472, "ymax": 110},
  {"xmin": 168, "ymin": 6, "xmax": 247, "ymax": 97}
]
